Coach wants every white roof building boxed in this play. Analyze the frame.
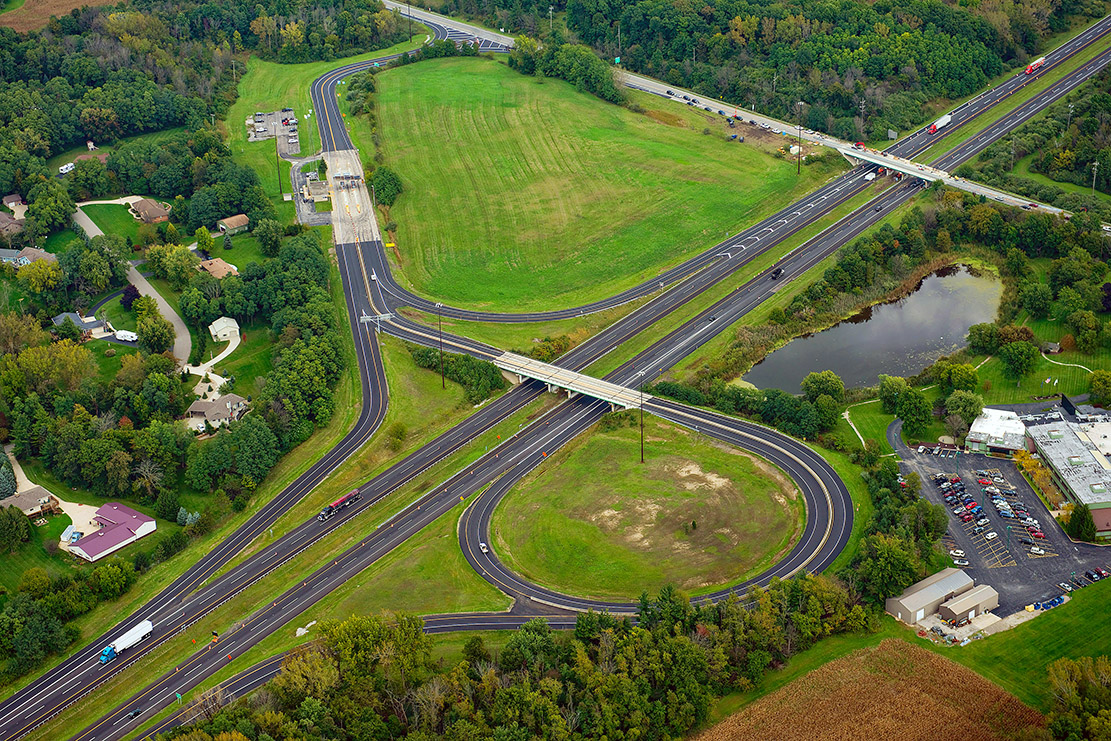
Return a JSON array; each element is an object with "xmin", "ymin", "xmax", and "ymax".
[
  {"xmin": 967, "ymin": 408, "xmax": 1027, "ymax": 454},
  {"xmin": 208, "ymin": 316, "xmax": 240, "ymax": 342}
]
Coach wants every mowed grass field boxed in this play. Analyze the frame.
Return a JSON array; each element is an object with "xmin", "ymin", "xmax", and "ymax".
[
  {"xmin": 492, "ymin": 415, "xmax": 802, "ymax": 601},
  {"xmin": 701, "ymin": 639, "xmax": 1043, "ymax": 741},
  {"xmin": 80, "ymin": 203, "xmax": 143, "ymax": 245},
  {"xmin": 376, "ymin": 57, "xmax": 843, "ymax": 312}
]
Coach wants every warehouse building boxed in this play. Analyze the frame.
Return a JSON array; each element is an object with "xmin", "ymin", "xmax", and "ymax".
[
  {"xmin": 967, "ymin": 408, "xmax": 1027, "ymax": 455},
  {"xmin": 1026, "ymin": 421, "xmax": 1111, "ymax": 537},
  {"xmin": 885, "ymin": 568, "xmax": 973, "ymax": 625},
  {"xmin": 938, "ymin": 584, "xmax": 999, "ymax": 623}
]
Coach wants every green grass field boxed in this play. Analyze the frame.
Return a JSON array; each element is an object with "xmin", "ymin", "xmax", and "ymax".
[
  {"xmin": 375, "ymin": 57, "xmax": 844, "ymax": 312},
  {"xmin": 1014, "ymin": 154, "xmax": 1111, "ymax": 207},
  {"xmin": 0, "ymin": 511, "xmax": 71, "ymax": 601},
  {"xmin": 216, "ymin": 232, "xmax": 269, "ymax": 267},
  {"xmin": 0, "ymin": 0, "xmax": 25, "ymax": 14},
  {"xmin": 80, "ymin": 203, "xmax": 143, "ymax": 245},
  {"xmin": 493, "ymin": 415, "xmax": 802, "ymax": 600},
  {"xmin": 218, "ymin": 322, "xmax": 273, "ymax": 400}
]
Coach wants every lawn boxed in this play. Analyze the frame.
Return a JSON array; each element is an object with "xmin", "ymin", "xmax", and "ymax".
[
  {"xmin": 1014, "ymin": 153, "xmax": 1111, "ymax": 207},
  {"xmin": 493, "ymin": 414, "xmax": 803, "ymax": 601},
  {"xmin": 375, "ymin": 57, "xmax": 845, "ymax": 312},
  {"xmin": 98, "ymin": 294, "xmax": 135, "ymax": 333},
  {"xmin": 40, "ymin": 227, "xmax": 81, "ymax": 254},
  {"xmin": 226, "ymin": 35, "xmax": 429, "ymax": 223},
  {"xmin": 218, "ymin": 322, "xmax": 273, "ymax": 400},
  {"xmin": 86, "ymin": 338, "xmax": 142, "ymax": 381},
  {"xmin": 43, "ymin": 128, "xmax": 189, "ymax": 177},
  {"xmin": 80, "ymin": 203, "xmax": 143, "ymax": 245},
  {"xmin": 0, "ymin": 510, "xmax": 72, "ymax": 601},
  {"xmin": 216, "ymin": 233, "xmax": 269, "ymax": 268}
]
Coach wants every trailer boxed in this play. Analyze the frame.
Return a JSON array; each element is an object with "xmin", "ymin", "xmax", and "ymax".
[
  {"xmin": 1026, "ymin": 57, "xmax": 1046, "ymax": 74},
  {"xmin": 927, "ymin": 114, "xmax": 951, "ymax": 135},
  {"xmin": 317, "ymin": 489, "xmax": 361, "ymax": 522},
  {"xmin": 99, "ymin": 620, "xmax": 153, "ymax": 664}
]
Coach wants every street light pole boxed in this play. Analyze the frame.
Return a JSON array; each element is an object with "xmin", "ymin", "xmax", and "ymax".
[
  {"xmin": 436, "ymin": 302, "xmax": 444, "ymax": 389},
  {"xmin": 635, "ymin": 370, "xmax": 646, "ymax": 463},
  {"xmin": 795, "ymin": 101, "xmax": 805, "ymax": 176},
  {"xmin": 407, "ymin": 0, "xmax": 412, "ymax": 42}
]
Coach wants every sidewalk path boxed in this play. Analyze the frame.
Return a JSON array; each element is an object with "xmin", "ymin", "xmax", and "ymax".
[
  {"xmin": 1041, "ymin": 352, "xmax": 1092, "ymax": 374},
  {"xmin": 183, "ymin": 334, "xmax": 241, "ymax": 399},
  {"xmin": 72, "ymin": 199, "xmax": 192, "ymax": 363}
]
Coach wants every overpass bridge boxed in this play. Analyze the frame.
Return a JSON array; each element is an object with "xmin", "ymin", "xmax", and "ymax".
[{"xmin": 495, "ymin": 352, "xmax": 648, "ymax": 409}]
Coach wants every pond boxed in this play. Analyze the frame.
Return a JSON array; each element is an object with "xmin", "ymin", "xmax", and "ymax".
[{"xmin": 742, "ymin": 264, "xmax": 1002, "ymax": 393}]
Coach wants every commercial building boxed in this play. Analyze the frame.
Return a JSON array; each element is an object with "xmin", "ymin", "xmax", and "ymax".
[
  {"xmin": 185, "ymin": 393, "xmax": 247, "ymax": 431},
  {"xmin": 967, "ymin": 408, "xmax": 1027, "ymax": 455},
  {"xmin": 1026, "ymin": 421, "xmax": 1111, "ymax": 536},
  {"xmin": 208, "ymin": 316, "xmax": 240, "ymax": 342},
  {"xmin": 69, "ymin": 502, "xmax": 156, "ymax": 562},
  {"xmin": 131, "ymin": 198, "xmax": 169, "ymax": 224},
  {"xmin": 937, "ymin": 584, "xmax": 999, "ymax": 622},
  {"xmin": 217, "ymin": 214, "xmax": 249, "ymax": 235},
  {"xmin": 885, "ymin": 568, "xmax": 974, "ymax": 624}
]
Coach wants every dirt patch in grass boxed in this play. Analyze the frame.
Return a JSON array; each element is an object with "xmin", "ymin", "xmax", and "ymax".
[
  {"xmin": 698, "ymin": 639, "xmax": 1044, "ymax": 741},
  {"xmin": 0, "ymin": 0, "xmax": 84, "ymax": 30}
]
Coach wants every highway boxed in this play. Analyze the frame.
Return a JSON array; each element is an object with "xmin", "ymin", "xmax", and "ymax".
[{"xmin": 2, "ymin": 9, "xmax": 1107, "ymax": 741}]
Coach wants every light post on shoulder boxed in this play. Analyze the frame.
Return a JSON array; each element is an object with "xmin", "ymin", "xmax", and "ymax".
[
  {"xmin": 435, "ymin": 302, "xmax": 444, "ymax": 389},
  {"xmin": 635, "ymin": 370, "xmax": 646, "ymax": 464},
  {"xmin": 795, "ymin": 101, "xmax": 806, "ymax": 176}
]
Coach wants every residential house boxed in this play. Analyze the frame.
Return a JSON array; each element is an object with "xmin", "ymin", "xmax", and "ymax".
[
  {"xmin": 208, "ymin": 316, "xmax": 240, "ymax": 342},
  {"xmin": 0, "ymin": 213, "xmax": 24, "ymax": 239},
  {"xmin": 2, "ymin": 194, "xmax": 21, "ymax": 210},
  {"xmin": 69, "ymin": 502, "xmax": 156, "ymax": 562},
  {"xmin": 132, "ymin": 198, "xmax": 170, "ymax": 224},
  {"xmin": 197, "ymin": 258, "xmax": 239, "ymax": 280},
  {"xmin": 217, "ymin": 214, "xmax": 249, "ymax": 235},
  {"xmin": 17, "ymin": 247, "xmax": 57, "ymax": 264},
  {"xmin": 2, "ymin": 486, "xmax": 60, "ymax": 518},
  {"xmin": 52, "ymin": 312, "xmax": 103, "ymax": 333},
  {"xmin": 186, "ymin": 393, "xmax": 247, "ymax": 431}
]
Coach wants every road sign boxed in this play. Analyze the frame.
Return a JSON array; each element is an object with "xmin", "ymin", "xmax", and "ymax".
[{"xmin": 615, "ymin": 56, "xmax": 621, "ymax": 64}]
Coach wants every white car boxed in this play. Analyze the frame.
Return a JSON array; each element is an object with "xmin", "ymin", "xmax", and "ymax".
[
  {"xmin": 1030, "ymin": 546, "xmax": 1045, "ymax": 555},
  {"xmin": 918, "ymin": 446, "xmax": 925, "ymax": 453},
  {"xmin": 953, "ymin": 559, "xmax": 970, "ymax": 567},
  {"xmin": 479, "ymin": 542, "xmax": 489, "ymax": 553},
  {"xmin": 949, "ymin": 549, "xmax": 965, "ymax": 558},
  {"xmin": 985, "ymin": 531, "xmax": 998, "ymax": 541}
]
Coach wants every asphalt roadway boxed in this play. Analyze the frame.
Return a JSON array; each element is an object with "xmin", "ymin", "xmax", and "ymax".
[{"xmin": 7, "ymin": 10, "xmax": 1111, "ymax": 741}]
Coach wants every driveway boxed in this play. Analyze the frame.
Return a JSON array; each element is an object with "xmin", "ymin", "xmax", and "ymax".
[{"xmin": 72, "ymin": 201, "xmax": 192, "ymax": 363}]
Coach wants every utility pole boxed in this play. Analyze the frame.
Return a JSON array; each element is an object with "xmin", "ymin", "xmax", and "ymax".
[
  {"xmin": 771, "ymin": 69, "xmax": 778, "ymax": 96},
  {"xmin": 1011, "ymin": 138, "xmax": 1015, "ymax": 171},
  {"xmin": 274, "ymin": 130, "xmax": 282, "ymax": 196},
  {"xmin": 549, "ymin": 5, "xmax": 553, "ymax": 34},
  {"xmin": 1068, "ymin": 102, "xmax": 1075, "ymax": 131},
  {"xmin": 858, "ymin": 98, "xmax": 866, "ymax": 136},
  {"xmin": 407, "ymin": 0, "xmax": 412, "ymax": 41},
  {"xmin": 436, "ymin": 302, "xmax": 444, "ymax": 389},
  {"xmin": 618, "ymin": 23, "xmax": 621, "ymax": 55},
  {"xmin": 796, "ymin": 101, "xmax": 805, "ymax": 176},
  {"xmin": 1093, "ymin": 160, "xmax": 1100, "ymax": 194}
]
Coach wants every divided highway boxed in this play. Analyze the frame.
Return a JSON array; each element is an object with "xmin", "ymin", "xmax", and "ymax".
[{"xmin": 0, "ymin": 9, "xmax": 1105, "ymax": 741}]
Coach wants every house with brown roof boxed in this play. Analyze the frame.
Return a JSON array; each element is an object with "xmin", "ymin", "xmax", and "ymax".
[
  {"xmin": 131, "ymin": 198, "xmax": 169, "ymax": 224},
  {"xmin": 2, "ymin": 486, "xmax": 59, "ymax": 518},
  {"xmin": 186, "ymin": 393, "xmax": 247, "ymax": 431},
  {"xmin": 197, "ymin": 258, "xmax": 239, "ymax": 280},
  {"xmin": 217, "ymin": 214, "xmax": 250, "ymax": 235},
  {"xmin": 0, "ymin": 213, "xmax": 24, "ymax": 238},
  {"xmin": 17, "ymin": 247, "xmax": 57, "ymax": 264},
  {"xmin": 2, "ymin": 194, "xmax": 21, "ymax": 210}
]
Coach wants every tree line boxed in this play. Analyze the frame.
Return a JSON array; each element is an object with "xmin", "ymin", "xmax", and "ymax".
[
  {"xmin": 409, "ymin": 346, "xmax": 508, "ymax": 404},
  {"xmin": 159, "ymin": 579, "xmax": 873, "ymax": 741},
  {"xmin": 436, "ymin": 0, "xmax": 1097, "ymax": 139}
]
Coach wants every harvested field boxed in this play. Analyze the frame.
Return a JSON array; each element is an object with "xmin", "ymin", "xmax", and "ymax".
[
  {"xmin": 699, "ymin": 639, "xmax": 1043, "ymax": 741},
  {"xmin": 0, "ymin": 0, "xmax": 89, "ymax": 31}
]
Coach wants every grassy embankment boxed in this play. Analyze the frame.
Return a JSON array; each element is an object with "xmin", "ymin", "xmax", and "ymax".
[
  {"xmin": 374, "ymin": 56, "xmax": 845, "ymax": 313},
  {"xmin": 492, "ymin": 415, "xmax": 803, "ymax": 601}
]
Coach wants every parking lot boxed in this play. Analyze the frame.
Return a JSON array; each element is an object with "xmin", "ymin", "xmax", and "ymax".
[
  {"xmin": 248, "ymin": 109, "xmax": 302, "ymax": 157},
  {"xmin": 900, "ymin": 448, "xmax": 1111, "ymax": 615}
]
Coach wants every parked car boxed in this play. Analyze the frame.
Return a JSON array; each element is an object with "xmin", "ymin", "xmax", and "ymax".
[
  {"xmin": 952, "ymin": 506, "xmax": 966, "ymax": 515},
  {"xmin": 918, "ymin": 446, "xmax": 926, "ymax": 453},
  {"xmin": 972, "ymin": 525, "xmax": 985, "ymax": 534},
  {"xmin": 1030, "ymin": 546, "xmax": 1045, "ymax": 555},
  {"xmin": 1059, "ymin": 582, "xmax": 1073, "ymax": 592},
  {"xmin": 1019, "ymin": 537, "xmax": 1034, "ymax": 546},
  {"xmin": 961, "ymin": 513, "xmax": 975, "ymax": 522},
  {"xmin": 985, "ymin": 532, "xmax": 998, "ymax": 541},
  {"xmin": 953, "ymin": 559, "xmax": 970, "ymax": 567},
  {"xmin": 976, "ymin": 518, "xmax": 989, "ymax": 526},
  {"xmin": 1031, "ymin": 531, "xmax": 1046, "ymax": 539},
  {"xmin": 950, "ymin": 549, "xmax": 965, "ymax": 558},
  {"xmin": 1098, "ymin": 568, "xmax": 1110, "ymax": 578}
]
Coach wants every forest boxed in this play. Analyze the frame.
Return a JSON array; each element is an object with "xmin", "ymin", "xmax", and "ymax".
[
  {"xmin": 158, "ymin": 580, "xmax": 871, "ymax": 741},
  {"xmin": 437, "ymin": 0, "xmax": 1104, "ymax": 138}
]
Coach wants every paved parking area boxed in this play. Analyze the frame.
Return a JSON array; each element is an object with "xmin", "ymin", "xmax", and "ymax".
[{"xmin": 900, "ymin": 448, "xmax": 1111, "ymax": 616}]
